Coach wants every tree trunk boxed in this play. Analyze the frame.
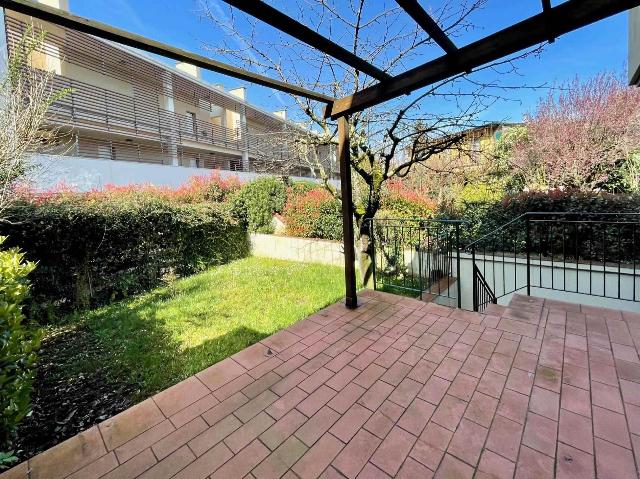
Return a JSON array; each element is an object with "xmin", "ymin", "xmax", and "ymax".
[
  {"xmin": 358, "ymin": 230, "xmax": 374, "ymax": 288},
  {"xmin": 355, "ymin": 199, "xmax": 379, "ymax": 289}
]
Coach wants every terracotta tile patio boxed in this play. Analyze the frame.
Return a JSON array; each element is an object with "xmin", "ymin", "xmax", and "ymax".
[{"xmin": 3, "ymin": 290, "xmax": 640, "ymax": 478}]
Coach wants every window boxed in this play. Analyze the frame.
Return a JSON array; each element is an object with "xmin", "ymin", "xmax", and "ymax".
[{"xmin": 187, "ymin": 111, "xmax": 197, "ymax": 135}]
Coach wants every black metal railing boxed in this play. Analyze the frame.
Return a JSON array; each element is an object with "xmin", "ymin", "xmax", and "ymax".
[
  {"xmin": 466, "ymin": 212, "xmax": 640, "ymax": 311},
  {"xmin": 369, "ymin": 218, "xmax": 463, "ymax": 307},
  {"xmin": 472, "ymin": 263, "xmax": 497, "ymax": 312}
]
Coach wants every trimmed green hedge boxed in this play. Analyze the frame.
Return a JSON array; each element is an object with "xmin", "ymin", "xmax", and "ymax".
[
  {"xmin": 1, "ymin": 197, "xmax": 249, "ymax": 321},
  {"xmin": 455, "ymin": 189, "xmax": 640, "ymax": 243}
]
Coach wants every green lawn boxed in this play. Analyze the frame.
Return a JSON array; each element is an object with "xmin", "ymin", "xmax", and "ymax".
[
  {"xmin": 82, "ymin": 257, "xmax": 349, "ymax": 396},
  {"xmin": 18, "ymin": 257, "xmax": 351, "ymax": 459}
]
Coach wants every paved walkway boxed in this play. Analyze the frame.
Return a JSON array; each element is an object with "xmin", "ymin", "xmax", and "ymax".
[{"xmin": 3, "ymin": 290, "xmax": 640, "ymax": 479}]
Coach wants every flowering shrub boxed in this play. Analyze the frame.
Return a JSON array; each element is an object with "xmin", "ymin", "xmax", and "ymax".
[
  {"xmin": 16, "ymin": 172, "xmax": 241, "ymax": 206},
  {"xmin": 509, "ymin": 73, "xmax": 640, "ymax": 191},
  {"xmin": 380, "ymin": 179, "xmax": 436, "ymax": 218},
  {"xmin": 283, "ymin": 187, "xmax": 342, "ymax": 240}
]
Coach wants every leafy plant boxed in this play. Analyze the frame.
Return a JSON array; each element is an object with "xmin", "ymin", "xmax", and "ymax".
[
  {"xmin": 379, "ymin": 179, "xmax": 436, "ymax": 219},
  {"xmin": 230, "ymin": 176, "xmax": 287, "ymax": 233},
  {"xmin": 283, "ymin": 187, "xmax": 342, "ymax": 240},
  {"xmin": 0, "ymin": 238, "xmax": 40, "ymax": 463}
]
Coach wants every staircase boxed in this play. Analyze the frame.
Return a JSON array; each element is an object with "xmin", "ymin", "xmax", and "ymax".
[{"xmin": 369, "ymin": 213, "xmax": 640, "ymax": 313}]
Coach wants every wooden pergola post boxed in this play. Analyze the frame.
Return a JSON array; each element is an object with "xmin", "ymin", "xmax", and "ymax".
[{"xmin": 338, "ymin": 116, "xmax": 357, "ymax": 308}]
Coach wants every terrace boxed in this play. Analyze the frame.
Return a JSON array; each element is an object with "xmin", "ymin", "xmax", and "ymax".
[
  {"xmin": 1, "ymin": 0, "xmax": 639, "ymax": 478},
  {"xmin": 3, "ymin": 291, "xmax": 639, "ymax": 478}
]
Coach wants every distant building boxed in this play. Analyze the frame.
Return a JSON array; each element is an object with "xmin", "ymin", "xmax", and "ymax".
[
  {"xmin": 1, "ymin": 0, "xmax": 337, "ymax": 190},
  {"xmin": 420, "ymin": 122, "xmax": 520, "ymax": 165},
  {"xmin": 629, "ymin": 7, "xmax": 640, "ymax": 85}
]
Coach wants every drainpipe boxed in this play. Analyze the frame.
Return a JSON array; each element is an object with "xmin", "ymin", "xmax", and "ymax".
[
  {"xmin": 240, "ymin": 105, "xmax": 250, "ymax": 172},
  {"xmin": 162, "ymin": 71, "xmax": 179, "ymax": 166}
]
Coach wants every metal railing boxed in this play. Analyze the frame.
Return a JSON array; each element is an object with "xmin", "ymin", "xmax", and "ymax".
[
  {"xmin": 466, "ymin": 212, "xmax": 640, "ymax": 311},
  {"xmin": 369, "ymin": 218, "xmax": 463, "ymax": 307},
  {"xmin": 472, "ymin": 263, "xmax": 496, "ymax": 312}
]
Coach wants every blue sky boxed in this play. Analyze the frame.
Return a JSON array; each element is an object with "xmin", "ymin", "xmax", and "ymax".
[{"xmin": 69, "ymin": 0, "xmax": 631, "ymax": 123}]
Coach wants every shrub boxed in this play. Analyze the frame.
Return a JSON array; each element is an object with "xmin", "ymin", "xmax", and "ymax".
[
  {"xmin": 66, "ymin": 171, "xmax": 240, "ymax": 205},
  {"xmin": 1, "ymin": 194, "xmax": 249, "ymax": 320},
  {"xmin": 460, "ymin": 189, "xmax": 640, "ymax": 242},
  {"xmin": 380, "ymin": 180, "xmax": 436, "ymax": 219},
  {"xmin": 0, "ymin": 238, "xmax": 40, "ymax": 466},
  {"xmin": 230, "ymin": 177, "xmax": 287, "ymax": 233},
  {"xmin": 283, "ymin": 188, "xmax": 343, "ymax": 240},
  {"xmin": 453, "ymin": 182, "xmax": 506, "ymax": 212}
]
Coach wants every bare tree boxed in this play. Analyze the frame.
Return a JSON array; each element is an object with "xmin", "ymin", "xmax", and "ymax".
[
  {"xmin": 200, "ymin": 0, "xmax": 543, "ymax": 280},
  {"xmin": 0, "ymin": 27, "xmax": 70, "ymax": 218},
  {"xmin": 507, "ymin": 72, "xmax": 640, "ymax": 192},
  {"xmin": 248, "ymin": 122, "xmax": 338, "ymax": 191}
]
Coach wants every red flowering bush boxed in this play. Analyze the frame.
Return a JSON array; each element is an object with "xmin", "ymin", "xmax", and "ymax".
[
  {"xmin": 282, "ymin": 187, "xmax": 342, "ymax": 240},
  {"xmin": 380, "ymin": 179, "xmax": 436, "ymax": 219},
  {"xmin": 15, "ymin": 171, "xmax": 241, "ymax": 206}
]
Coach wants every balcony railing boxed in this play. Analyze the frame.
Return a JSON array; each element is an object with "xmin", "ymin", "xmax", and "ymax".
[
  {"xmin": 368, "ymin": 218, "xmax": 463, "ymax": 307},
  {"xmin": 48, "ymin": 74, "xmax": 244, "ymax": 150}
]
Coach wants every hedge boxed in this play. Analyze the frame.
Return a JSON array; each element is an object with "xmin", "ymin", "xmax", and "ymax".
[
  {"xmin": 0, "ymin": 239, "xmax": 40, "ymax": 467},
  {"xmin": 230, "ymin": 177, "xmax": 287, "ymax": 233},
  {"xmin": 455, "ymin": 188, "xmax": 640, "ymax": 244},
  {"xmin": 1, "ymin": 195, "xmax": 249, "ymax": 321},
  {"xmin": 283, "ymin": 188, "xmax": 342, "ymax": 240},
  {"xmin": 380, "ymin": 180, "xmax": 437, "ymax": 219}
]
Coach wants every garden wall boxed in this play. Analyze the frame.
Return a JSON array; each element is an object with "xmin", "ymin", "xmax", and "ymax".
[
  {"xmin": 27, "ymin": 155, "xmax": 336, "ymax": 191},
  {"xmin": 456, "ymin": 253, "xmax": 639, "ymax": 313},
  {"xmin": 250, "ymin": 233, "xmax": 346, "ymax": 266}
]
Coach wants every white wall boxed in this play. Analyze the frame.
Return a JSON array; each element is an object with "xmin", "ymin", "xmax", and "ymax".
[
  {"xmin": 459, "ymin": 253, "xmax": 640, "ymax": 313},
  {"xmin": 251, "ymin": 233, "xmax": 347, "ymax": 267},
  {"xmin": 630, "ymin": 7, "xmax": 640, "ymax": 84},
  {"xmin": 25, "ymin": 154, "xmax": 332, "ymax": 191}
]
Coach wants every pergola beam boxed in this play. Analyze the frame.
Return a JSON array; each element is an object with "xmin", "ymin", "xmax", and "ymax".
[
  {"xmin": 0, "ymin": 0, "xmax": 335, "ymax": 103},
  {"xmin": 328, "ymin": 0, "xmax": 640, "ymax": 119},
  {"xmin": 219, "ymin": 0, "xmax": 391, "ymax": 82},
  {"xmin": 394, "ymin": 0, "xmax": 457, "ymax": 54}
]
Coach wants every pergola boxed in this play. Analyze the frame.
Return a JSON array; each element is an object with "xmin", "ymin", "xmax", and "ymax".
[{"xmin": 2, "ymin": 0, "xmax": 639, "ymax": 309}]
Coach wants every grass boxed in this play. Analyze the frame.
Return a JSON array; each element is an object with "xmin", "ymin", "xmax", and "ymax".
[
  {"xmin": 17, "ymin": 257, "xmax": 350, "ymax": 459},
  {"xmin": 78, "ymin": 256, "xmax": 349, "ymax": 396}
]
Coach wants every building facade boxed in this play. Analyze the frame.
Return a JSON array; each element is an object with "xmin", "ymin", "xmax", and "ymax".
[
  {"xmin": 2, "ymin": 0, "xmax": 337, "ymax": 190},
  {"xmin": 629, "ymin": 7, "xmax": 640, "ymax": 85}
]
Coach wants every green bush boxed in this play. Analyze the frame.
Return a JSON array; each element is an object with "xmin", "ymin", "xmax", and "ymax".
[
  {"xmin": 0, "ymin": 238, "xmax": 40, "ymax": 466},
  {"xmin": 283, "ymin": 188, "xmax": 343, "ymax": 240},
  {"xmin": 1, "ymin": 196, "xmax": 249, "ymax": 321},
  {"xmin": 380, "ymin": 180, "xmax": 436, "ymax": 219},
  {"xmin": 458, "ymin": 189, "xmax": 640, "ymax": 243},
  {"xmin": 230, "ymin": 177, "xmax": 287, "ymax": 233},
  {"xmin": 453, "ymin": 182, "xmax": 505, "ymax": 212}
]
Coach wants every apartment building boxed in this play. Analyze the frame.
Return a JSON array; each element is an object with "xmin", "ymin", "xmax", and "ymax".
[{"xmin": 2, "ymin": 0, "xmax": 337, "ymax": 190}]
